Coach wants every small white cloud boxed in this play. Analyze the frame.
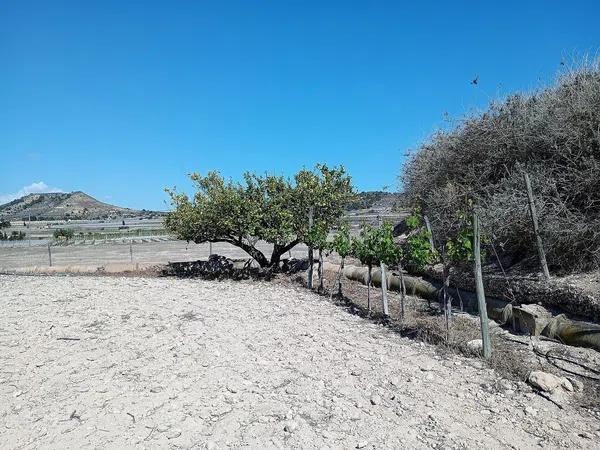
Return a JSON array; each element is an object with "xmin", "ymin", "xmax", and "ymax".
[{"xmin": 0, "ymin": 182, "xmax": 64, "ymax": 204}]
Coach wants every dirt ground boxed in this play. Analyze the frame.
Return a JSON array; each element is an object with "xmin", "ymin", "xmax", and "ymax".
[{"xmin": 1, "ymin": 275, "xmax": 599, "ymax": 449}]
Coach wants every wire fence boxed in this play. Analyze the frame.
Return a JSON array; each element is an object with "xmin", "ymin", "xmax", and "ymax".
[
  {"xmin": 0, "ymin": 237, "xmax": 310, "ymax": 271},
  {"xmin": 0, "ymin": 213, "xmax": 405, "ymax": 271}
]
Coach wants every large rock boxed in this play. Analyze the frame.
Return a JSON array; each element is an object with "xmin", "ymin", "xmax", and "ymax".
[
  {"xmin": 466, "ymin": 339, "xmax": 483, "ymax": 354},
  {"xmin": 513, "ymin": 304, "xmax": 553, "ymax": 336},
  {"xmin": 527, "ymin": 371, "xmax": 564, "ymax": 393}
]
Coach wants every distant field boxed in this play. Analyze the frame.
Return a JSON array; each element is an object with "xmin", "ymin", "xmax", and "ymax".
[
  {"xmin": 0, "ymin": 212, "xmax": 407, "ymax": 270},
  {"xmin": 2, "ymin": 217, "xmax": 167, "ymax": 243},
  {"xmin": 0, "ymin": 238, "xmax": 311, "ymax": 270}
]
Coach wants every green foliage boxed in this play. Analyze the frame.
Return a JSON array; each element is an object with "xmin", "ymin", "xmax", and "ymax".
[
  {"xmin": 374, "ymin": 222, "xmax": 402, "ymax": 266},
  {"xmin": 401, "ymin": 211, "xmax": 437, "ymax": 270},
  {"xmin": 304, "ymin": 221, "xmax": 329, "ymax": 251},
  {"xmin": 165, "ymin": 164, "xmax": 354, "ymax": 267},
  {"xmin": 446, "ymin": 228, "xmax": 473, "ymax": 263},
  {"xmin": 0, "ymin": 220, "xmax": 11, "ymax": 228},
  {"xmin": 331, "ymin": 223, "xmax": 352, "ymax": 258},
  {"xmin": 0, "ymin": 230, "xmax": 25, "ymax": 241},
  {"xmin": 352, "ymin": 224, "xmax": 379, "ymax": 268},
  {"xmin": 352, "ymin": 222, "xmax": 402, "ymax": 268},
  {"xmin": 401, "ymin": 209, "xmax": 488, "ymax": 270},
  {"xmin": 445, "ymin": 212, "xmax": 489, "ymax": 265},
  {"xmin": 53, "ymin": 228, "xmax": 74, "ymax": 240}
]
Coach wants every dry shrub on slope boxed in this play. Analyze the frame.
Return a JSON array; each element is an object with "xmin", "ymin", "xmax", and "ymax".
[{"xmin": 402, "ymin": 61, "xmax": 600, "ymax": 273}]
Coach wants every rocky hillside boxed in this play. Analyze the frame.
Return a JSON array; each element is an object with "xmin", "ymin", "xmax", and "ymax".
[
  {"xmin": 0, "ymin": 191, "xmax": 161, "ymax": 220},
  {"xmin": 346, "ymin": 191, "xmax": 401, "ymax": 212}
]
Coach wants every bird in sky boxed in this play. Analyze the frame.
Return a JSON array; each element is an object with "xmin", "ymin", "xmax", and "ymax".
[{"xmin": 471, "ymin": 75, "xmax": 479, "ymax": 85}]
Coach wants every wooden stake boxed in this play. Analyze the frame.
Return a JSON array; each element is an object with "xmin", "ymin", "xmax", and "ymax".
[
  {"xmin": 423, "ymin": 215, "xmax": 435, "ymax": 253},
  {"xmin": 380, "ymin": 262, "xmax": 389, "ymax": 317},
  {"xmin": 367, "ymin": 265, "xmax": 372, "ymax": 313},
  {"xmin": 318, "ymin": 248, "xmax": 324, "ymax": 292},
  {"xmin": 129, "ymin": 239, "xmax": 133, "ymax": 263},
  {"xmin": 307, "ymin": 207, "xmax": 314, "ymax": 289},
  {"xmin": 473, "ymin": 211, "xmax": 492, "ymax": 360},
  {"xmin": 398, "ymin": 261, "xmax": 406, "ymax": 320},
  {"xmin": 442, "ymin": 263, "xmax": 452, "ymax": 329},
  {"xmin": 523, "ymin": 172, "xmax": 550, "ymax": 280},
  {"xmin": 48, "ymin": 243, "xmax": 52, "ymax": 267},
  {"xmin": 338, "ymin": 256, "xmax": 345, "ymax": 297}
]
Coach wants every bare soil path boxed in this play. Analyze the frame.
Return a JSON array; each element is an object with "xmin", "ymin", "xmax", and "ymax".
[{"xmin": 0, "ymin": 275, "xmax": 598, "ymax": 449}]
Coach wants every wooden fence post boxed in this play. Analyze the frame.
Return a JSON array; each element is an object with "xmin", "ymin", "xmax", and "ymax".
[
  {"xmin": 423, "ymin": 215, "xmax": 435, "ymax": 253},
  {"xmin": 380, "ymin": 262, "xmax": 390, "ymax": 317},
  {"xmin": 523, "ymin": 172, "xmax": 550, "ymax": 280},
  {"xmin": 130, "ymin": 239, "xmax": 133, "ymax": 263},
  {"xmin": 47, "ymin": 243, "xmax": 52, "ymax": 267},
  {"xmin": 398, "ymin": 261, "xmax": 406, "ymax": 320},
  {"xmin": 318, "ymin": 248, "xmax": 324, "ymax": 292},
  {"xmin": 473, "ymin": 211, "xmax": 491, "ymax": 360},
  {"xmin": 307, "ymin": 207, "xmax": 314, "ymax": 289}
]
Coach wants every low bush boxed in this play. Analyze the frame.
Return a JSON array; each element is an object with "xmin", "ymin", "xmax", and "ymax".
[{"xmin": 53, "ymin": 228, "xmax": 75, "ymax": 240}]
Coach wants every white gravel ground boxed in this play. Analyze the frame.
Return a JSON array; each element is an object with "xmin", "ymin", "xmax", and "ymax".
[{"xmin": 0, "ymin": 275, "xmax": 598, "ymax": 449}]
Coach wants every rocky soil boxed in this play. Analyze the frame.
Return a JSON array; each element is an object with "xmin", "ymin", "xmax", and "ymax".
[{"xmin": 1, "ymin": 275, "xmax": 599, "ymax": 449}]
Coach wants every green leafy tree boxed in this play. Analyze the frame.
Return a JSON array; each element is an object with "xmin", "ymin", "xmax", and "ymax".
[
  {"xmin": 166, "ymin": 164, "xmax": 354, "ymax": 268},
  {"xmin": 304, "ymin": 221, "xmax": 329, "ymax": 291},
  {"xmin": 352, "ymin": 224, "xmax": 380, "ymax": 312},
  {"xmin": 402, "ymin": 207, "xmax": 485, "ymax": 332},
  {"xmin": 4, "ymin": 231, "xmax": 25, "ymax": 241},
  {"xmin": 53, "ymin": 228, "xmax": 74, "ymax": 241},
  {"xmin": 374, "ymin": 222, "xmax": 401, "ymax": 267}
]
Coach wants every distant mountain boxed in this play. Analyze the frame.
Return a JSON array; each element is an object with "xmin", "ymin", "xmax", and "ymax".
[
  {"xmin": 0, "ymin": 191, "xmax": 163, "ymax": 221},
  {"xmin": 346, "ymin": 191, "xmax": 402, "ymax": 212}
]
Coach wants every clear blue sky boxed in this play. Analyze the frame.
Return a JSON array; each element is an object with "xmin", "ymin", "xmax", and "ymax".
[{"xmin": 1, "ymin": 1, "xmax": 599, "ymax": 210}]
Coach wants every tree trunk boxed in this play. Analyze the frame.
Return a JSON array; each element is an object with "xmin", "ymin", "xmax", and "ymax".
[
  {"xmin": 270, "ymin": 240, "xmax": 300, "ymax": 268},
  {"xmin": 235, "ymin": 240, "xmax": 270, "ymax": 267},
  {"xmin": 194, "ymin": 238, "xmax": 299, "ymax": 269}
]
